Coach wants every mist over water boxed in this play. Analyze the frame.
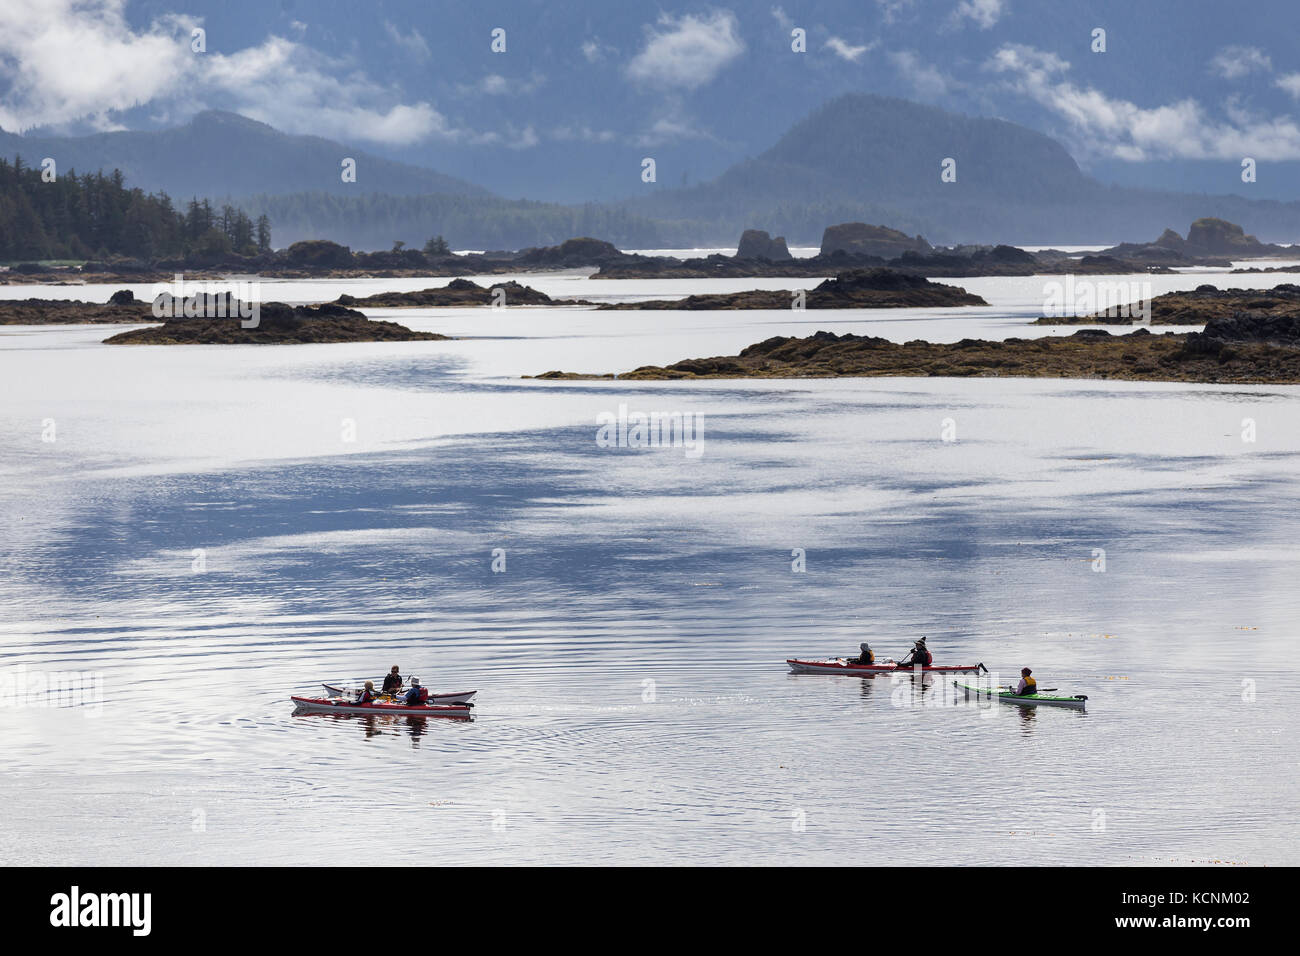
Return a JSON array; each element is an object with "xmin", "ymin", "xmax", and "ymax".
[{"xmin": 2, "ymin": 269, "xmax": 1297, "ymax": 865}]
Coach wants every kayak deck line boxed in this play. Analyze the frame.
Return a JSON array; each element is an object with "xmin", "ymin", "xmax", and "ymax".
[
  {"xmin": 320, "ymin": 683, "xmax": 477, "ymax": 705},
  {"xmin": 787, "ymin": 658, "xmax": 986, "ymax": 676},
  {"xmin": 952, "ymin": 681, "xmax": 1088, "ymax": 710},
  {"xmin": 291, "ymin": 696, "xmax": 474, "ymax": 719}
]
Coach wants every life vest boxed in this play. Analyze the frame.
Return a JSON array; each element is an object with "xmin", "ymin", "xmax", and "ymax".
[
  {"xmin": 1021, "ymin": 675, "xmax": 1037, "ymax": 694},
  {"xmin": 357, "ymin": 689, "xmax": 377, "ymax": 703},
  {"xmin": 405, "ymin": 687, "xmax": 429, "ymax": 705},
  {"xmin": 863, "ymin": 649, "xmax": 875, "ymax": 665}
]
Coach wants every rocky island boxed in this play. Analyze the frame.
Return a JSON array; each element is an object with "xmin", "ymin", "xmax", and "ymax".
[
  {"xmin": 0, "ymin": 290, "xmax": 153, "ymax": 324},
  {"xmin": 1033, "ymin": 283, "xmax": 1300, "ymax": 325},
  {"xmin": 596, "ymin": 269, "xmax": 987, "ymax": 310},
  {"xmin": 533, "ymin": 315, "xmax": 1300, "ymax": 385},
  {"xmin": 5, "ymin": 218, "xmax": 1290, "ymax": 287},
  {"xmin": 103, "ymin": 298, "xmax": 447, "ymax": 345},
  {"xmin": 591, "ymin": 218, "xmax": 1290, "ymax": 280},
  {"xmin": 332, "ymin": 278, "xmax": 593, "ymax": 308}
]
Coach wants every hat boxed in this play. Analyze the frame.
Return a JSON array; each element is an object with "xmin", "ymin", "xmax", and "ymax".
[
  {"xmin": 860, "ymin": 642, "xmax": 871, "ymax": 651},
  {"xmin": 411, "ymin": 677, "xmax": 421, "ymax": 685}
]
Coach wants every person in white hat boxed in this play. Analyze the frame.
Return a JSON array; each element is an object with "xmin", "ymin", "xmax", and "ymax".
[{"xmin": 402, "ymin": 676, "xmax": 430, "ymax": 706}]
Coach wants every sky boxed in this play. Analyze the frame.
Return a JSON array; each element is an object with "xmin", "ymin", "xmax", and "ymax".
[{"xmin": 5, "ymin": 0, "xmax": 1300, "ymax": 201}]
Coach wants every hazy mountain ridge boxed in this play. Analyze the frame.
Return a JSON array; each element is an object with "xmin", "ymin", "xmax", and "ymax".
[
  {"xmin": 629, "ymin": 94, "xmax": 1300, "ymax": 245},
  {"xmin": 0, "ymin": 110, "xmax": 488, "ymax": 202},
  {"xmin": 6, "ymin": 96, "xmax": 1300, "ymax": 250}
]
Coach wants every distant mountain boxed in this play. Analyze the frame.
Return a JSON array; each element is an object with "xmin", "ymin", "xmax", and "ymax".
[
  {"xmin": 0, "ymin": 111, "xmax": 489, "ymax": 202},
  {"xmin": 629, "ymin": 94, "xmax": 1300, "ymax": 246},
  {"xmin": 10, "ymin": 98, "xmax": 1300, "ymax": 252},
  {"xmin": 711, "ymin": 94, "xmax": 1091, "ymax": 205}
]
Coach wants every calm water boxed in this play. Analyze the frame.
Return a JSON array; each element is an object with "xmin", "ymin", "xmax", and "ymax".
[{"xmin": 1, "ymin": 267, "xmax": 1297, "ymax": 866}]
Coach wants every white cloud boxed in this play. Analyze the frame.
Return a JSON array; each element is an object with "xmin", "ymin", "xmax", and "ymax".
[
  {"xmin": 198, "ymin": 36, "xmax": 444, "ymax": 145},
  {"xmin": 1210, "ymin": 45, "xmax": 1272, "ymax": 79},
  {"xmin": 889, "ymin": 50, "xmax": 950, "ymax": 99},
  {"xmin": 633, "ymin": 113, "xmax": 711, "ymax": 146},
  {"xmin": 551, "ymin": 124, "xmax": 618, "ymax": 144},
  {"xmin": 770, "ymin": 7, "xmax": 794, "ymax": 31},
  {"xmin": 826, "ymin": 37, "xmax": 871, "ymax": 62},
  {"xmin": 987, "ymin": 43, "xmax": 1300, "ymax": 161},
  {"xmin": 509, "ymin": 126, "xmax": 539, "ymax": 149},
  {"xmin": 384, "ymin": 22, "xmax": 431, "ymax": 61},
  {"xmin": 0, "ymin": 0, "xmax": 451, "ymax": 145},
  {"xmin": 456, "ymin": 73, "xmax": 545, "ymax": 97},
  {"xmin": 951, "ymin": 0, "xmax": 1005, "ymax": 30},
  {"xmin": 582, "ymin": 37, "xmax": 618, "ymax": 63},
  {"xmin": 0, "ymin": 0, "xmax": 195, "ymax": 132},
  {"xmin": 626, "ymin": 11, "xmax": 745, "ymax": 91},
  {"xmin": 1276, "ymin": 73, "xmax": 1300, "ymax": 99},
  {"xmin": 876, "ymin": 0, "xmax": 916, "ymax": 24}
]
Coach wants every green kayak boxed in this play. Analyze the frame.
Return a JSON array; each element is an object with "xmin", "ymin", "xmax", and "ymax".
[{"xmin": 954, "ymin": 681, "xmax": 1087, "ymax": 710}]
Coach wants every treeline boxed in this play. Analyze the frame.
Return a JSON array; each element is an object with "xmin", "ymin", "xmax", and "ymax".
[
  {"xmin": 0, "ymin": 156, "xmax": 269, "ymax": 262},
  {"xmin": 235, "ymin": 190, "xmax": 671, "ymax": 251}
]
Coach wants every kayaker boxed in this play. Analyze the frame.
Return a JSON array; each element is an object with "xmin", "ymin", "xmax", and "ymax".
[
  {"xmin": 382, "ymin": 666, "xmax": 403, "ymax": 694},
  {"xmin": 850, "ymin": 643, "xmax": 875, "ymax": 665},
  {"xmin": 898, "ymin": 637, "xmax": 932, "ymax": 668},
  {"xmin": 355, "ymin": 680, "xmax": 379, "ymax": 704},
  {"xmin": 403, "ymin": 677, "xmax": 430, "ymax": 707},
  {"xmin": 1012, "ymin": 668, "xmax": 1038, "ymax": 696}
]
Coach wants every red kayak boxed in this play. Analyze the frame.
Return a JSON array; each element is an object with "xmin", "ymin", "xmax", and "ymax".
[
  {"xmin": 291, "ymin": 696, "xmax": 473, "ymax": 718},
  {"xmin": 787, "ymin": 658, "xmax": 986, "ymax": 676}
]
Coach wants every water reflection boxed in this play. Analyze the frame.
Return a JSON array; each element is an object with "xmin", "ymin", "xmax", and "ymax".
[{"xmin": 292, "ymin": 711, "xmax": 473, "ymax": 746}]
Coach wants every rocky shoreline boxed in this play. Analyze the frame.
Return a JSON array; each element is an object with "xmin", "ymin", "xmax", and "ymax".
[
  {"xmin": 104, "ymin": 300, "xmax": 447, "ymax": 345},
  {"xmin": 597, "ymin": 269, "xmax": 987, "ymax": 310},
  {"xmin": 4, "ymin": 217, "xmax": 1289, "ymax": 286},
  {"xmin": 0, "ymin": 290, "xmax": 153, "ymax": 324},
  {"xmin": 532, "ymin": 316, "xmax": 1300, "ymax": 385},
  {"xmin": 1032, "ymin": 283, "xmax": 1300, "ymax": 325},
  {"xmin": 333, "ymin": 278, "xmax": 593, "ymax": 308},
  {"xmin": 589, "ymin": 218, "xmax": 1275, "ymax": 280}
]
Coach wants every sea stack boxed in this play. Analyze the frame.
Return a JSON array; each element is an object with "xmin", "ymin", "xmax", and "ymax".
[
  {"xmin": 819, "ymin": 222, "xmax": 931, "ymax": 258},
  {"xmin": 736, "ymin": 229, "xmax": 793, "ymax": 261}
]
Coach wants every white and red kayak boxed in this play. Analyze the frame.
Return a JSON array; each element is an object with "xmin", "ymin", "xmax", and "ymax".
[
  {"xmin": 787, "ymin": 658, "xmax": 986, "ymax": 676},
  {"xmin": 291, "ymin": 696, "xmax": 473, "ymax": 718},
  {"xmin": 321, "ymin": 683, "xmax": 477, "ymax": 705}
]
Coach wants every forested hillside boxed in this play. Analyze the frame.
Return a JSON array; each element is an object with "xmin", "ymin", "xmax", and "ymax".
[{"xmin": 0, "ymin": 156, "xmax": 269, "ymax": 261}]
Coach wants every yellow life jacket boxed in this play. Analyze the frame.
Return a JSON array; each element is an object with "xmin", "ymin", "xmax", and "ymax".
[{"xmin": 1022, "ymin": 675, "xmax": 1038, "ymax": 693}]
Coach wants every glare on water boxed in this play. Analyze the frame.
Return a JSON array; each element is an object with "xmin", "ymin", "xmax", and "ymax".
[{"xmin": 1, "ymin": 267, "xmax": 1296, "ymax": 865}]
